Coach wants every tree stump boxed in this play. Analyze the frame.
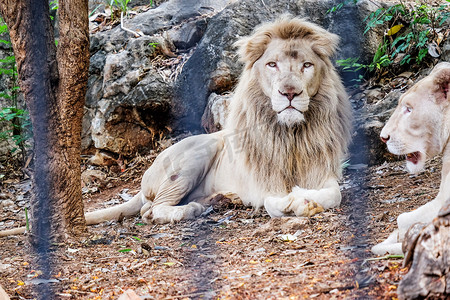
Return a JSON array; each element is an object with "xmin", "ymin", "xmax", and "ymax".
[{"xmin": 398, "ymin": 198, "xmax": 450, "ymax": 299}]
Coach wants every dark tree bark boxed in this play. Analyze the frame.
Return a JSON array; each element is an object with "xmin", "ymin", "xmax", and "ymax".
[
  {"xmin": 399, "ymin": 199, "xmax": 450, "ymax": 299},
  {"xmin": 0, "ymin": 0, "xmax": 89, "ymax": 242}
]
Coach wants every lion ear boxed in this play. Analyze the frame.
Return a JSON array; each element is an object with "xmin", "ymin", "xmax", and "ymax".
[
  {"xmin": 432, "ymin": 62, "xmax": 450, "ymax": 104},
  {"xmin": 311, "ymin": 31, "xmax": 340, "ymax": 59},
  {"xmin": 234, "ymin": 34, "xmax": 270, "ymax": 68}
]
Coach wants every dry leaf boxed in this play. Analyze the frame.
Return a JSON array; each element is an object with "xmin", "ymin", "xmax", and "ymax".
[
  {"xmin": 386, "ymin": 24, "xmax": 404, "ymax": 36},
  {"xmin": 428, "ymin": 42, "xmax": 441, "ymax": 58}
]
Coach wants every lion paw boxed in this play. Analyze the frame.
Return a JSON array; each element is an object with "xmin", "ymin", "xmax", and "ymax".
[
  {"xmin": 304, "ymin": 201, "xmax": 324, "ymax": 217},
  {"xmin": 294, "ymin": 200, "xmax": 324, "ymax": 217}
]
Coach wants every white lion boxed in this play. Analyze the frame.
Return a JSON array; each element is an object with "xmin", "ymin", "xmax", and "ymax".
[
  {"xmin": 0, "ymin": 17, "xmax": 352, "ymax": 237},
  {"xmin": 372, "ymin": 62, "xmax": 450, "ymax": 255}
]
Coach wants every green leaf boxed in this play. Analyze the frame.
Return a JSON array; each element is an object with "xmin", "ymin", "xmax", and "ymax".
[
  {"xmin": 131, "ymin": 236, "xmax": 141, "ymax": 241},
  {"xmin": 118, "ymin": 248, "xmax": 133, "ymax": 252}
]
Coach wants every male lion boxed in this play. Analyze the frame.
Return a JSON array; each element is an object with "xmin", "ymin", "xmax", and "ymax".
[
  {"xmin": 372, "ymin": 62, "xmax": 450, "ymax": 255},
  {"xmin": 0, "ymin": 17, "xmax": 351, "ymax": 236},
  {"xmin": 83, "ymin": 17, "xmax": 352, "ymax": 225}
]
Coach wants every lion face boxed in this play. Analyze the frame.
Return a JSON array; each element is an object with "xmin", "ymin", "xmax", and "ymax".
[
  {"xmin": 253, "ymin": 38, "xmax": 322, "ymax": 126},
  {"xmin": 380, "ymin": 62, "xmax": 450, "ymax": 174}
]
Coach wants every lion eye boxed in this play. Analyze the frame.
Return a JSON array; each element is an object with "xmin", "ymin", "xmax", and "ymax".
[
  {"xmin": 404, "ymin": 106, "xmax": 412, "ymax": 114},
  {"xmin": 303, "ymin": 62, "xmax": 313, "ymax": 68},
  {"xmin": 267, "ymin": 62, "xmax": 277, "ymax": 68}
]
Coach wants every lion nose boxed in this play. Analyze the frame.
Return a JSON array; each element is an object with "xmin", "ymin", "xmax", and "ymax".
[
  {"xmin": 380, "ymin": 134, "xmax": 390, "ymax": 143},
  {"xmin": 279, "ymin": 90, "xmax": 302, "ymax": 101}
]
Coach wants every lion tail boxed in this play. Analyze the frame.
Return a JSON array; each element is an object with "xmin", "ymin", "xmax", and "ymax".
[
  {"xmin": 85, "ymin": 191, "xmax": 145, "ymax": 225},
  {"xmin": 0, "ymin": 192, "xmax": 145, "ymax": 237}
]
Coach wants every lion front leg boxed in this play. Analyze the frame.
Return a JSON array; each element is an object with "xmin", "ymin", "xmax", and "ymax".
[
  {"xmin": 371, "ymin": 192, "xmax": 448, "ymax": 255},
  {"xmin": 264, "ymin": 178, "xmax": 341, "ymax": 218}
]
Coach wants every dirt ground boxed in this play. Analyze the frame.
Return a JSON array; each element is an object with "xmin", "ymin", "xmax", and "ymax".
[
  {"xmin": 0, "ymin": 148, "xmax": 442, "ymax": 299},
  {"xmin": 1, "ymin": 1, "xmax": 447, "ymax": 298}
]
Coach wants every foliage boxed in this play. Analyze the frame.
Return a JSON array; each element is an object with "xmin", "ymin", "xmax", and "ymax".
[
  {"xmin": 105, "ymin": 0, "xmax": 133, "ymax": 14},
  {"xmin": 104, "ymin": 0, "xmax": 153, "ymax": 17},
  {"xmin": 49, "ymin": 0, "xmax": 59, "ymax": 21},
  {"xmin": 49, "ymin": 0, "xmax": 58, "ymax": 11},
  {"xmin": 327, "ymin": 0, "xmax": 358, "ymax": 14},
  {"xmin": 0, "ymin": 107, "xmax": 30, "ymax": 153},
  {"xmin": 0, "ymin": 19, "xmax": 30, "ymax": 159},
  {"xmin": 331, "ymin": 0, "xmax": 450, "ymax": 80}
]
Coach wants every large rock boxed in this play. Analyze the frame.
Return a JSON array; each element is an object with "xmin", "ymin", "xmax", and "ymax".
[
  {"xmin": 83, "ymin": 0, "xmax": 232, "ymax": 154},
  {"xmin": 82, "ymin": 0, "xmax": 383, "ymax": 156},
  {"xmin": 201, "ymin": 93, "xmax": 231, "ymax": 133}
]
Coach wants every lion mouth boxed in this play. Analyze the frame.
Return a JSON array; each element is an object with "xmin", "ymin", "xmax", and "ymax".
[
  {"xmin": 278, "ymin": 106, "xmax": 300, "ymax": 113},
  {"xmin": 405, "ymin": 152, "xmax": 421, "ymax": 164}
]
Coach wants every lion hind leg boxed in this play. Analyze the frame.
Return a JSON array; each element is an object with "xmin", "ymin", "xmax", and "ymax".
[
  {"xmin": 140, "ymin": 180, "xmax": 207, "ymax": 224},
  {"xmin": 139, "ymin": 133, "xmax": 224, "ymax": 224}
]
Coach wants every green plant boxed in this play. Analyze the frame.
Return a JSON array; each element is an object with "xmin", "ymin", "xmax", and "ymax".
[
  {"xmin": 0, "ymin": 107, "xmax": 30, "ymax": 153},
  {"xmin": 0, "ymin": 18, "xmax": 31, "ymax": 161},
  {"xmin": 49, "ymin": 0, "xmax": 58, "ymax": 11},
  {"xmin": 332, "ymin": 0, "xmax": 450, "ymax": 79},
  {"xmin": 49, "ymin": 0, "xmax": 58, "ymax": 21},
  {"xmin": 112, "ymin": 0, "xmax": 132, "ymax": 14},
  {"xmin": 327, "ymin": 0, "xmax": 358, "ymax": 14}
]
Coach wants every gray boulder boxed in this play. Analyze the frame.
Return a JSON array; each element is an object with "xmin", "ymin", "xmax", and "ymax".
[
  {"xmin": 84, "ymin": 0, "xmax": 232, "ymax": 154},
  {"xmin": 82, "ymin": 0, "xmax": 383, "ymax": 156}
]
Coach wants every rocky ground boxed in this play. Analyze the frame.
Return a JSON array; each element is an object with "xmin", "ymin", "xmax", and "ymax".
[{"xmin": 0, "ymin": 148, "xmax": 442, "ymax": 299}]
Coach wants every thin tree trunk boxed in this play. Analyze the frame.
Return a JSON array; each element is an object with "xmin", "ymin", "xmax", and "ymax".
[{"xmin": 56, "ymin": 0, "xmax": 90, "ymax": 236}]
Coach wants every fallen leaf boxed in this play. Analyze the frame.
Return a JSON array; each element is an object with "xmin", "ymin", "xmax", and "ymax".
[
  {"xmin": 428, "ymin": 42, "xmax": 441, "ymax": 58},
  {"xmin": 278, "ymin": 234, "xmax": 297, "ymax": 242},
  {"xmin": 386, "ymin": 24, "xmax": 403, "ymax": 36},
  {"xmin": 29, "ymin": 278, "xmax": 59, "ymax": 285},
  {"xmin": 118, "ymin": 249, "xmax": 133, "ymax": 253}
]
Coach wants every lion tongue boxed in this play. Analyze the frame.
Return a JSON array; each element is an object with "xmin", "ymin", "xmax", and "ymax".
[{"xmin": 406, "ymin": 152, "xmax": 420, "ymax": 164}]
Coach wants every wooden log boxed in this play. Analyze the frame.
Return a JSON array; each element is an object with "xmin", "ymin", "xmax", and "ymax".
[{"xmin": 398, "ymin": 198, "xmax": 450, "ymax": 299}]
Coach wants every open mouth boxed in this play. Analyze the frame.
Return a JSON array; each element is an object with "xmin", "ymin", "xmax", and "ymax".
[{"xmin": 405, "ymin": 152, "xmax": 420, "ymax": 164}]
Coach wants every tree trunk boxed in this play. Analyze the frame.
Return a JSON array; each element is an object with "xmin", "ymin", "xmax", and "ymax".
[
  {"xmin": 0, "ymin": 0, "xmax": 89, "ymax": 240},
  {"xmin": 399, "ymin": 198, "xmax": 450, "ymax": 299}
]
